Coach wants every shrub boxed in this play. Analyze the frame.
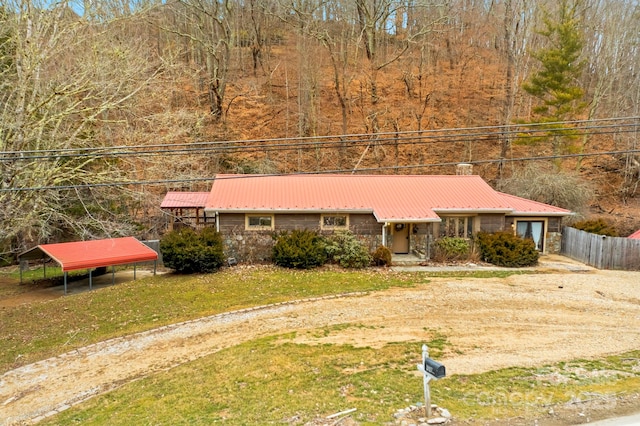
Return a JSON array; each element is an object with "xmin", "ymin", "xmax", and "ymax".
[
  {"xmin": 160, "ymin": 227, "xmax": 225, "ymax": 273},
  {"xmin": 324, "ymin": 231, "xmax": 372, "ymax": 269},
  {"xmin": 372, "ymin": 245, "xmax": 392, "ymax": 267},
  {"xmin": 434, "ymin": 237, "xmax": 470, "ymax": 262},
  {"xmin": 272, "ymin": 229, "xmax": 327, "ymax": 269},
  {"xmin": 476, "ymin": 231, "xmax": 539, "ymax": 267},
  {"xmin": 572, "ymin": 218, "xmax": 618, "ymax": 237},
  {"xmin": 496, "ymin": 164, "xmax": 593, "ymax": 217}
]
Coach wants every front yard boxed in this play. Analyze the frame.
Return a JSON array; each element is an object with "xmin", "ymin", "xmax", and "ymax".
[{"xmin": 1, "ymin": 261, "xmax": 639, "ymax": 425}]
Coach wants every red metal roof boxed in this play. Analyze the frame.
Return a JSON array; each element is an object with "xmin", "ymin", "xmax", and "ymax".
[
  {"xmin": 628, "ymin": 229, "xmax": 640, "ymax": 239},
  {"xmin": 161, "ymin": 192, "xmax": 209, "ymax": 209},
  {"xmin": 19, "ymin": 237, "xmax": 158, "ymax": 272},
  {"xmin": 204, "ymin": 174, "xmax": 571, "ymax": 222},
  {"xmin": 497, "ymin": 192, "xmax": 572, "ymax": 216}
]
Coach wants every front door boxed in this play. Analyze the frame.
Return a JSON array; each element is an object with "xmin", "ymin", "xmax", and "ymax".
[
  {"xmin": 516, "ymin": 220, "xmax": 545, "ymax": 251},
  {"xmin": 391, "ymin": 223, "xmax": 410, "ymax": 254}
]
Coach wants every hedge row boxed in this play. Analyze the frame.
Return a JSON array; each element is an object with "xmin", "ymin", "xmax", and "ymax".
[{"xmin": 160, "ymin": 228, "xmax": 539, "ymax": 273}]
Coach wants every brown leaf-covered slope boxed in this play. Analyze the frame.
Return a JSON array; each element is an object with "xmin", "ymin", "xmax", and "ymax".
[{"xmin": 156, "ymin": 33, "xmax": 638, "ymax": 235}]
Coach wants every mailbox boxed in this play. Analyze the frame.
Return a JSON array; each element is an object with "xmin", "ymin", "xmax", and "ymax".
[{"xmin": 424, "ymin": 358, "xmax": 446, "ymax": 379}]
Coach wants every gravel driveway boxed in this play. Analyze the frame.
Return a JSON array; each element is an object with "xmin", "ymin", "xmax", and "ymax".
[{"xmin": 1, "ymin": 256, "xmax": 639, "ymax": 425}]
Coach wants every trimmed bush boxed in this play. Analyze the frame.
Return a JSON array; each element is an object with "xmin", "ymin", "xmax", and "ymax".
[
  {"xmin": 434, "ymin": 237, "xmax": 470, "ymax": 262},
  {"xmin": 573, "ymin": 218, "xmax": 618, "ymax": 237},
  {"xmin": 476, "ymin": 231, "xmax": 539, "ymax": 267},
  {"xmin": 272, "ymin": 229, "xmax": 327, "ymax": 269},
  {"xmin": 372, "ymin": 245, "xmax": 392, "ymax": 267},
  {"xmin": 160, "ymin": 227, "xmax": 225, "ymax": 273},
  {"xmin": 325, "ymin": 231, "xmax": 372, "ymax": 269}
]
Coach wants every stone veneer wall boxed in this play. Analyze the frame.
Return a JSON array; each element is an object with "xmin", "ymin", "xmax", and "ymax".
[
  {"xmin": 219, "ymin": 212, "xmax": 385, "ymax": 263},
  {"xmin": 546, "ymin": 232, "xmax": 562, "ymax": 254}
]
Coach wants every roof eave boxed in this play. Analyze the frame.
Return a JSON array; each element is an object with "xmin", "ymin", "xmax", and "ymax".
[
  {"xmin": 507, "ymin": 211, "xmax": 573, "ymax": 217},
  {"xmin": 432, "ymin": 208, "xmax": 513, "ymax": 214},
  {"xmin": 377, "ymin": 218, "xmax": 441, "ymax": 223},
  {"xmin": 206, "ymin": 208, "xmax": 375, "ymax": 214}
]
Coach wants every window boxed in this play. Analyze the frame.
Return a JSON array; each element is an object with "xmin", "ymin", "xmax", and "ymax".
[
  {"xmin": 321, "ymin": 214, "xmax": 349, "ymax": 230},
  {"xmin": 246, "ymin": 214, "xmax": 274, "ymax": 230},
  {"xmin": 439, "ymin": 216, "xmax": 474, "ymax": 238},
  {"xmin": 515, "ymin": 220, "xmax": 545, "ymax": 251}
]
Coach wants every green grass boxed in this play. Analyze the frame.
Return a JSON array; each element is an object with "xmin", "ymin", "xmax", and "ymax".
[
  {"xmin": 0, "ymin": 267, "xmax": 421, "ymax": 372},
  {"xmin": 42, "ymin": 338, "xmax": 438, "ymax": 425},
  {"xmin": 435, "ymin": 353, "xmax": 640, "ymax": 421},
  {"xmin": 0, "ymin": 267, "xmax": 540, "ymax": 373},
  {"xmin": 41, "ymin": 337, "xmax": 640, "ymax": 426},
  {"xmin": 0, "ymin": 265, "xmax": 87, "ymax": 298},
  {"xmin": 3, "ymin": 266, "xmax": 637, "ymax": 425}
]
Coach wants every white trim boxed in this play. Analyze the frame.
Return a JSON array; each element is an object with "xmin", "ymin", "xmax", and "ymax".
[
  {"xmin": 508, "ymin": 212, "xmax": 573, "ymax": 217},
  {"xmin": 245, "ymin": 214, "xmax": 275, "ymax": 231},
  {"xmin": 206, "ymin": 208, "xmax": 373, "ymax": 215},
  {"xmin": 320, "ymin": 214, "xmax": 349, "ymax": 230},
  {"xmin": 513, "ymin": 217, "xmax": 549, "ymax": 253},
  {"xmin": 433, "ymin": 208, "xmax": 512, "ymax": 214},
  {"xmin": 436, "ymin": 215, "xmax": 476, "ymax": 239}
]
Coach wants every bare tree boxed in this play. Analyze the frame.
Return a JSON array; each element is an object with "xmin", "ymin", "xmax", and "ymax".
[
  {"xmin": 0, "ymin": 0, "xmax": 162, "ymax": 257},
  {"xmin": 164, "ymin": 0, "xmax": 234, "ymax": 119}
]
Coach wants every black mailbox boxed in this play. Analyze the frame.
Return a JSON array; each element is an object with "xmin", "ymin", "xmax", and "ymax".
[{"xmin": 424, "ymin": 358, "xmax": 446, "ymax": 379}]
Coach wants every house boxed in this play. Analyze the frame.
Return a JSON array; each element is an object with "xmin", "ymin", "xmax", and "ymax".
[
  {"xmin": 161, "ymin": 173, "xmax": 572, "ymax": 262},
  {"xmin": 628, "ymin": 229, "xmax": 640, "ymax": 239}
]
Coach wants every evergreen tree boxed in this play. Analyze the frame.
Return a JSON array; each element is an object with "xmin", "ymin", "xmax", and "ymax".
[{"xmin": 521, "ymin": 0, "xmax": 586, "ymax": 161}]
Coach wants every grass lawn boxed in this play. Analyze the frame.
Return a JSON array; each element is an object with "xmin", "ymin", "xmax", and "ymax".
[
  {"xmin": 4, "ymin": 266, "xmax": 638, "ymax": 424},
  {"xmin": 41, "ymin": 338, "xmax": 640, "ymax": 425},
  {"xmin": 0, "ymin": 266, "xmax": 425, "ymax": 372}
]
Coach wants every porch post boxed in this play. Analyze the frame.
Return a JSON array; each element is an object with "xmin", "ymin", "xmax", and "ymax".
[{"xmin": 382, "ymin": 223, "xmax": 388, "ymax": 246}]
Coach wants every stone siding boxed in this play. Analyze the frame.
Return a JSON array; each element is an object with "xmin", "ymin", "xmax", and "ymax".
[{"xmin": 219, "ymin": 212, "xmax": 384, "ymax": 263}]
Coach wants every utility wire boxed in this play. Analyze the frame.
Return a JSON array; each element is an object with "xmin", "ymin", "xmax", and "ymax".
[
  {"xmin": 3, "ymin": 148, "xmax": 640, "ymax": 192},
  {"xmin": 1, "ymin": 123, "xmax": 638, "ymax": 162},
  {"xmin": 1, "ymin": 117, "xmax": 638, "ymax": 161}
]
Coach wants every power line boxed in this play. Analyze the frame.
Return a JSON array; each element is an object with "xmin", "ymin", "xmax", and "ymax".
[
  {"xmin": 3, "ymin": 148, "xmax": 639, "ymax": 192},
  {"xmin": 1, "ymin": 117, "xmax": 638, "ymax": 161}
]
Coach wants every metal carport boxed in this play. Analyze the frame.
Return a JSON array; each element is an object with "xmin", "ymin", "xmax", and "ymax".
[{"xmin": 18, "ymin": 237, "xmax": 158, "ymax": 294}]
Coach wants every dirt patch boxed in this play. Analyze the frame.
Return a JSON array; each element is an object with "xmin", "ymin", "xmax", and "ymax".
[
  {"xmin": 1, "ymin": 257, "xmax": 640, "ymax": 425},
  {"xmin": 0, "ymin": 270, "xmax": 158, "ymax": 308}
]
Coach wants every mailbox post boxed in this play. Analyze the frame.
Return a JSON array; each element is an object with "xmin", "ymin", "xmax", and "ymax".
[{"xmin": 416, "ymin": 344, "xmax": 446, "ymax": 417}]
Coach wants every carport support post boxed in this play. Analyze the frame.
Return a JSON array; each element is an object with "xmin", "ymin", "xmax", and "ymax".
[
  {"xmin": 89, "ymin": 270, "xmax": 93, "ymax": 290},
  {"xmin": 112, "ymin": 266, "xmax": 115, "ymax": 285},
  {"xmin": 134, "ymin": 264, "xmax": 137, "ymax": 280},
  {"xmin": 64, "ymin": 272, "xmax": 68, "ymax": 295}
]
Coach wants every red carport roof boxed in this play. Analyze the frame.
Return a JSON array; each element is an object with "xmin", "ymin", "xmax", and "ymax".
[
  {"xmin": 19, "ymin": 237, "xmax": 158, "ymax": 272},
  {"xmin": 629, "ymin": 230, "xmax": 640, "ymax": 239}
]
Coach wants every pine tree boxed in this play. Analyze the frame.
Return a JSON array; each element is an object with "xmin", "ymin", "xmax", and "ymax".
[{"xmin": 521, "ymin": 0, "xmax": 586, "ymax": 161}]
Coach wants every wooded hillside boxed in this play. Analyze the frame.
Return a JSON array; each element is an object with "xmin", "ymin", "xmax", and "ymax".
[{"xmin": 1, "ymin": 0, "xmax": 639, "ymax": 258}]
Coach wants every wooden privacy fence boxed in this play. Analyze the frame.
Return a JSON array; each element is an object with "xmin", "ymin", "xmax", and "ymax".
[{"xmin": 561, "ymin": 227, "xmax": 640, "ymax": 270}]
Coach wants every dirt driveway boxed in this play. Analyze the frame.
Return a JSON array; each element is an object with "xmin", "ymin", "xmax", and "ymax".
[{"xmin": 1, "ymin": 256, "xmax": 640, "ymax": 425}]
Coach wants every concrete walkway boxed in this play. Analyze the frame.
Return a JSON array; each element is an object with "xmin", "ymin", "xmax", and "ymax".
[{"xmin": 391, "ymin": 254, "xmax": 594, "ymax": 273}]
